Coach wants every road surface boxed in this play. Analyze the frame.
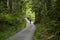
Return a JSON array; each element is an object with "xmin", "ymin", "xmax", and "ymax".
[{"xmin": 6, "ymin": 22, "xmax": 36, "ymax": 40}]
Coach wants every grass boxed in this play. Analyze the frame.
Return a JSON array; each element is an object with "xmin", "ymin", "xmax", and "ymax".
[
  {"xmin": 0, "ymin": 24, "xmax": 25, "ymax": 40},
  {"xmin": 33, "ymin": 24, "xmax": 60, "ymax": 40},
  {"xmin": 33, "ymin": 24, "xmax": 51, "ymax": 40}
]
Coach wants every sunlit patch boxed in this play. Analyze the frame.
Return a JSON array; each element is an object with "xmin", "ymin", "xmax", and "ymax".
[{"xmin": 24, "ymin": 18, "xmax": 30, "ymax": 23}]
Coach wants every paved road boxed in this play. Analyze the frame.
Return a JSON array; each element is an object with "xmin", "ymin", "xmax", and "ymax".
[{"xmin": 6, "ymin": 22, "xmax": 36, "ymax": 40}]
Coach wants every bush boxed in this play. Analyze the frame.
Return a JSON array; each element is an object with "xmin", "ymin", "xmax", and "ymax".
[{"xmin": 0, "ymin": 13, "xmax": 24, "ymax": 32}]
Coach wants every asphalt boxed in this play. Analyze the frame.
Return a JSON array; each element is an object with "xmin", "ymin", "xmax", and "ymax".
[{"xmin": 6, "ymin": 22, "xmax": 36, "ymax": 40}]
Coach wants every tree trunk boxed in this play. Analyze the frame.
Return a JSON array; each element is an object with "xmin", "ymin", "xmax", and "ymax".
[{"xmin": 7, "ymin": 0, "xmax": 13, "ymax": 13}]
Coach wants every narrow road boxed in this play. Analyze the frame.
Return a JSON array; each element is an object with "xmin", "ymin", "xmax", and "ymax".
[{"xmin": 6, "ymin": 22, "xmax": 36, "ymax": 40}]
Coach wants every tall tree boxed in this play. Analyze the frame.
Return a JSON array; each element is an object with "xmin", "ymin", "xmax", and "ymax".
[{"xmin": 7, "ymin": 0, "xmax": 13, "ymax": 13}]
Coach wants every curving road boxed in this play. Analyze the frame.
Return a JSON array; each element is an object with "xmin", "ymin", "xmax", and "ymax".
[{"xmin": 6, "ymin": 22, "xmax": 36, "ymax": 40}]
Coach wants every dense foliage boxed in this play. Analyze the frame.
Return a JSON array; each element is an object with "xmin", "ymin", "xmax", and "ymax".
[
  {"xmin": 0, "ymin": 0, "xmax": 60, "ymax": 40},
  {"xmin": 32, "ymin": 0, "xmax": 60, "ymax": 40},
  {"xmin": 0, "ymin": 0, "xmax": 26, "ymax": 40}
]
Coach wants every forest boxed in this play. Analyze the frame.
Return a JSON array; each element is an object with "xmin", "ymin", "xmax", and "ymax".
[{"xmin": 0, "ymin": 0, "xmax": 60, "ymax": 40}]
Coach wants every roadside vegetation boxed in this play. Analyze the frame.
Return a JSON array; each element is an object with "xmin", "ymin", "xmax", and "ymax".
[
  {"xmin": 0, "ymin": 0, "xmax": 60, "ymax": 40},
  {"xmin": 32, "ymin": 0, "xmax": 60, "ymax": 40}
]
